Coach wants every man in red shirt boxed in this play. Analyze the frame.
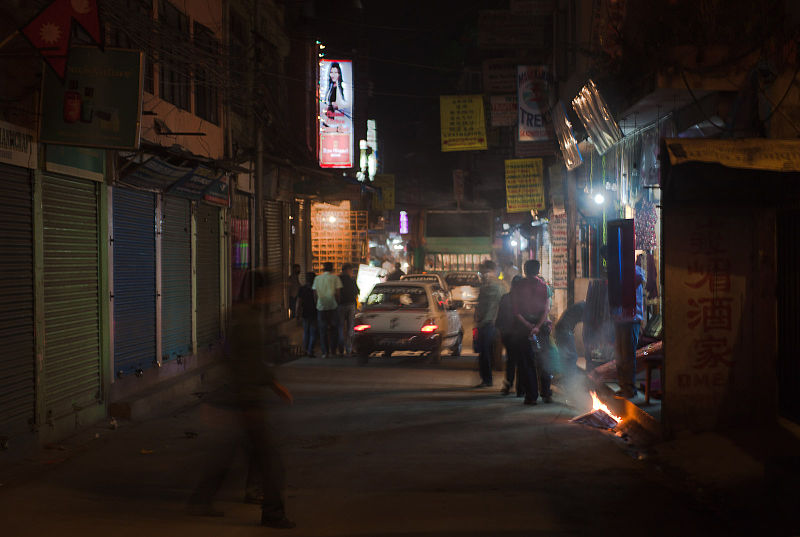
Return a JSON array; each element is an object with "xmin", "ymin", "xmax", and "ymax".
[{"xmin": 509, "ymin": 259, "xmax": 553, "ymax": 405}]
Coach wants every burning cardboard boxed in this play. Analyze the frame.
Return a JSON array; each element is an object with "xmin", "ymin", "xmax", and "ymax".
[{"xmin": 570, "ymin": 391, "xmax": 624, "ymax": 429}]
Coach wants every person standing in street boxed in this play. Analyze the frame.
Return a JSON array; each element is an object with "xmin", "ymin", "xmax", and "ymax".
[
  {"xmin": 386, "ymin": 262, "xmax": 405, "ymax": 281},
  {"xmin": 496, "ymin": 275, "xmax": 523, "ymax": 396},
  {"xmin": 296, "ymin": 272, "xmax": 318, "ymax": 357},
  {"xmin": 312, "ymin": 262, "xmax": 342, "ymax": 358},
  {"xmin": 613, "ymin": 258, "xmax": 646, "ymax": 399},
  {"xmin": 188, "ymin": 268, "xmax": 295, "ymax": 529},
  {"xmin": 288, "ymin": 264, "xmax": 301, "ymax": 319},
  {"xmin": 473, "ymin": 260, "xmax": 506, "ymax": 387},
  {"xmin": 337, "ymin": 263, "xmax": 360, "ymax": 355},
  {"xmin": 510, "ymin": 259, "xmax": 553, "ymax": 405}
]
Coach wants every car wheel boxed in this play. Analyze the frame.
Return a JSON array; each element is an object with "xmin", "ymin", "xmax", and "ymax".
[
  {"xmin": 451, "ymin": 331, "xmax": 463, "ymax": 356},
  {"xmin": 428, "ymin": 344, "xmax": 442, "ymax": 364},
  {"xmin": 357, "ymin": 351, "xmax": 371, "ymax": 366}
]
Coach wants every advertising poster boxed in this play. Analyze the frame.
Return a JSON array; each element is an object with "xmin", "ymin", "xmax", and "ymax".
[
  {"xmin": 440, "ymin": 95, "xmax": 488, "ymax": 152},
  {"xmin": 372, "ymin": 174, "xmax": 395, "ymax": 210},
  {"xmin": 40, "ymin": 47, "xmax": 143, "ymax": 149},
  {"xmin": 482, "ymin": 59, "xmax": 517, "ymax": 93},
  {"xmin": 319, "ymin": 59, "xmax": 354, "ymax": 168},
  {"xmin": 517, "ymin": 65, "xmax": 550, "ymax": 142},
  {"xmin": 504, "ymin": 158, "xmax": 545, "ymax": 213},
  {"xmin": 490, "ymin": 95, "xmax": 517, "ymax": 127}
]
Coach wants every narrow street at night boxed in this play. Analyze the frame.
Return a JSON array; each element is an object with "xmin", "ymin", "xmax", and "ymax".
[{"xmin": 1, "ymin": 353, "xmax": 739, "ymax": 537}]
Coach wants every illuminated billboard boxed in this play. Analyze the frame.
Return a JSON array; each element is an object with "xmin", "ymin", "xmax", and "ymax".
[{"xmin": 318, "ymin": 59, "xmax": 354, "ymax": 168}]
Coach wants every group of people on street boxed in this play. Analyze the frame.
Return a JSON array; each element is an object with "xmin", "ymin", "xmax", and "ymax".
[
  {"xmin": 291, "ymin": 262, "xmax": 360, "ymax": 358},
  {"xmin": 475, "ymin": 259, "xmax": 553, "ymax": 405},
  {"xmin": 474, "ymin": 252, "xmax": 646, "ymax": 404}
]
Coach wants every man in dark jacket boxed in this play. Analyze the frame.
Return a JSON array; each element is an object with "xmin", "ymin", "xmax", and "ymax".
[
  {"xmin": 296, "ymin": 272, "xmax": 318, "ymax": 357},
  {"xmin": 337, "ymin": 264, "xmax": 360, "ymax": 355},
  {"xmin": 386, "ymin": 262, "xmax": 405, "ymax": 281}
]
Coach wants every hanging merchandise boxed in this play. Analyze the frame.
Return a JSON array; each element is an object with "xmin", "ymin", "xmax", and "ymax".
[
  {"xmin": 112, "ymin": 188, "xmax": 157, "ymax": 375},
  {"xmin": 0, "ymin": 165, "xmax": 35, "ymax": 436},
  {"xmin": 196, "ymin": 204, "xmax": 221, "ymax": 347},
  {"xmin": 161, "ymin": 196, "xmax": 192, "ymax": 360},
  {"xmin": 634, "ymin": 198, "xmax": 657, "ymax": 251},
  {"xmin": 42, "ymin": 174, "xmax": 102, "ymax": 422}
]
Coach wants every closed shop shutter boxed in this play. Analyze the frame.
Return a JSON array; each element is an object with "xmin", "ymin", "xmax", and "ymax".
[
  {"xmin": 112, "ymin": 188, "xmax": 156, "ymax": 375},
  {"xmin": 42, "ymin": 174, "xmax": 102, "ymax": 420},
  {"xmin": 778, "ymin": 210, "xmax": 800, "ymax": 423},
  {"xmin": 294, "ymin": 199, "xmax": 307, "ymax": 276},
  {"xmin": 196, "ymin": 204, "xmax": 220, "ymax": 346},
  {"xmin": 265, "ymin": 200, "xmax": 286, "ymax": 314},
  {"xmin": 161, "ymin": 196, "xmax": 192, "ymax": 360},
  {"xmin": 0, "ymin": 165, "xmax": 35, "ymax": 435}
]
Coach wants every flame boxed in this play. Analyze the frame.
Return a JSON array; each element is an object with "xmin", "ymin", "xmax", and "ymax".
[{"xmin": 590, "ymin": 391, "xmax": 623, "ymax": 424}]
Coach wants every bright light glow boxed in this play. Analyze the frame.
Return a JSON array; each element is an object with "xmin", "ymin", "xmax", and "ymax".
[
  {"xmin": 354, "ymin": 324, "xmax": 371, "ymax": 332},
  {"xmin": 502, "ymin": 223, "xmax": 510, "ymax": 230},
  {"xmin": 520, "ymin": 237, "xmax": 528, "ymax": 250},
  {"xmin": 328, "ymin": 215, "xmax": 337, "ymax": 223},
  {"xmin": 590, "ymin": 391, "xmax": 623, "ymax": 424},
  {"xmin": 393, "ymin": 244, "xmax": 404, "ymax": 250},
  {"xmin": 510, "ymin": 240, "xmax": 518, "ymax": 247},
  {"xmin": 420, "ymin": 324, "xmax": 438, "ymax": 333},
  {"xmin": 402, "ymin": 263, "xmax": 409, "ymax": 271},
  {"xmin": 593, "ymin": 193, "xmax": 605, "ymax": 204},
  {"xmin": 399, "ymin": 211, "xmax": 409, "ymax": 234}
]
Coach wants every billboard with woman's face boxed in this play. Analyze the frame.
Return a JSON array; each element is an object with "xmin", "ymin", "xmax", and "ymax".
[{"xmin": 318, "ymin": 59, "xmax": 353, "ymax": 168}]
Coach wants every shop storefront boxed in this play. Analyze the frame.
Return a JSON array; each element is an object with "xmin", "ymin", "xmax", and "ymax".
[
  {"xmin": 195, "ymin": 203, "xmax": 222, "ymax": 347},
  {"xmin": 161, "ymin": 195, "xmax": 192, "ymax": 360}
]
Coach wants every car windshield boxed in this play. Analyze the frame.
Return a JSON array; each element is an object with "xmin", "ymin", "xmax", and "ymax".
[
  {"xmin": 365, "ymin": 285, "xmax": 428, "ymax": 310},
  {"xmin": 445, "ymin": 273, "xmax": 481, "ymax": 287}
]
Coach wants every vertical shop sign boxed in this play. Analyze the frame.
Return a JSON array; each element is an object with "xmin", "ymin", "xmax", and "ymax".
[
  {"xmin": 550, "ymin": 212, "xmax": 568, "ymax": 288},
  {"xmin": 319, "ymin": 59, "xmax": 354, "ymax": 168},
  {"xmin": 517, "ymin": 65, "xmax": 550, "ymax": 142},
  {"xmin": 440, "ymin": 95, "xmax": 488, "ymax": 152},
  {"xmin": 505, "ymin": 158, "xmax": 544, "ymax": 213}
]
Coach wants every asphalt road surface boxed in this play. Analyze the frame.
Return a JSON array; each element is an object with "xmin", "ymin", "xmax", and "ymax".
[{"xmin": 0, "ymin": 352, "xmax": 734, "ymax": 536}]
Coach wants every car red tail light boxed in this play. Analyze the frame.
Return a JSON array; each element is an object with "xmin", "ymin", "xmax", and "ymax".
[
  {"xmin": 354, "ymin": 324, "xmax": 371, "ymax": 332},
  {"xmin": 420, "ymin": 324, "xmax": 438, "ymax": 333}
]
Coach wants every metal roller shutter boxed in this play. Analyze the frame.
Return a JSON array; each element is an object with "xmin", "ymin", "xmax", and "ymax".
[
  {"xmin": 42, "ymin": 174, "xmax": 102, "ymax": 421},
  {"xmin": 161, "ymin": 196, "xmax": 192, "ymax": 360},
  {"xmin": 112, "ymin": 188, "xmax": 157, "ymax": 375},
  {"xmin": 0, "ymin": 165, "xmax": 35, "ymax": 435},
  {"xmin": 265, "ymin": 200, "xmax": 286, "ymax": 315},
  {"xmin": 196, "ymin": 204, "xmax": 220, "ymax": 346}
]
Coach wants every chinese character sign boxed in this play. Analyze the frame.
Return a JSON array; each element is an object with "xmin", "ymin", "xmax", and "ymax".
[
  {"xmin": 517, "ymin": 65, "xmax": 550, "ymax": 142},
  {"xmin": 440, "ymin": 95, "xmax": 488, "ymax": 152},
  {"xmin": 319, "ymin": 59, "xmax": 354, "ymax": 168},
  {"xmin": 504, "ymin": 158, "xmax": 544, "ymax": 213},
  {"xmin": 664, "ymin": 208, "xmax": 748, "ymax": 429}
]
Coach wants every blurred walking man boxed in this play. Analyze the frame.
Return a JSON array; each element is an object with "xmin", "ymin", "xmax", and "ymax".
[
  {"xmin": 312, "ymin": 262, "xmax": 342, "ymax": 358},
  {"xmin": 474, "ymin": 260, "xmax": 506, "ymax": 387}
]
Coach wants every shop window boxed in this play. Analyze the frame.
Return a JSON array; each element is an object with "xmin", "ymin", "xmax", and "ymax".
[
  {"xmin": 194, "ymin": 22, "xmax": 219, "ymax": 124},
  {"xmin": 158, "ymin": 0, "xmax": 190, "ymax": 111}
]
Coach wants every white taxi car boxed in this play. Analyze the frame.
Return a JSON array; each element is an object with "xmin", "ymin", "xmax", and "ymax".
[
  {"xmin": 444, "ymin": 271, "xmax": 482, "ymax": 309},
  {"xmin": 353, "ymin": 281, "xmax": 463, "ymax": 364},
  {"xmin": 400, "ymin": 272, "xmax": 449, "ymax": 293}
]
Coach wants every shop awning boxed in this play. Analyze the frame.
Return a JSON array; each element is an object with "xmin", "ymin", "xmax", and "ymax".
[{"xmin": 665, "ymin": 138, "xmax": 800, "ymax": 173}]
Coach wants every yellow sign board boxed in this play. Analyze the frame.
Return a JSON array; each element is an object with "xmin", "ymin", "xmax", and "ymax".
[
  {"xmin": 440, "ymin": 95, "xmax": 488, "ymax": 152},
  {"xmin": 505, "ymin": 158, "xmax": 545, "ymax": 213},
  {"xmin": 372, "ymin": 174, "xmax": 395, "ymax": 210},
  {"xmin": 665, "ymin": 138, "xmax": 800, "ymax": 172}
]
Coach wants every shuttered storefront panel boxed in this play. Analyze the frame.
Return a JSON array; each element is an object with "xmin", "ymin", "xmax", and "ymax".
[
  {"xmin": 196, "ymin": 204, "xmax": 220, "ymax": 346},
  {"xmin": 0, "ymin": 166, "xmax": 35, "ymax": 434},
  {"xmin": 161, "ymin": 196, "xmax": 192, "ymax": 360},
  {"xmin": 778, "ymin": 210, "xmax": 800, "ymax": 423},
  {"xmin": 265, "ymin": 200, "xmax": 286, "ymax": 315},
  {"xmin": 42, "ymin": 175, "xmax": 101, "ymax": 420},
  {"xmin": 112, "ymin": 188, "xmax": 156, "ymax": 374}
]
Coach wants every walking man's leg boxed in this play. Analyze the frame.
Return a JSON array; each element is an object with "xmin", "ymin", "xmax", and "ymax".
[{"xmin": 477, "ymin": 324, "xmax": 495, "ymax": 385}]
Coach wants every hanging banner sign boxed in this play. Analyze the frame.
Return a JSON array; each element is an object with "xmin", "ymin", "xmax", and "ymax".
[
  {"xmin": 490, "ymin": 95, "xmax": 517, "ymax": 127},
  {"xmin": 665, "ymin": 138, "xmax": 800, "ymax": 172},
  {"xmin": 505, "ymin": 158, "xmax": 545, "ymax": 213},
  {"xmin": 0, "ymin": 120, "xmax": 37, "ymax": 169},
  {"xmin": 319, "ymin": 59, "xmax": 354, "ymax": 168},
  {"xmin": 440, "ymin": 95, "xmax": 488, "ymax": 152},
  {"xmin": 482, "ymin": 59, "xmax": 518, "ymax": 93},
  {"xmin": 517, "ymin": 65, "xmax": 550, "ymax": 142}
]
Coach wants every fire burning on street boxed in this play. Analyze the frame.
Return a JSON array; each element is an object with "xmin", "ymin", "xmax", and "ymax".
[{"xmin": 570, "ymin": 391, "xmax": 624, "ymax": 429}]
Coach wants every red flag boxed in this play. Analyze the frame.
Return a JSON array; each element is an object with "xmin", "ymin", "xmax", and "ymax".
[
  {"xmin": 21, "ymin": 0, "xmax": 71, "ymax": 78},
  {"xmin": 68, "ymin": 0, "xmax": 102, "ymax": 45}
]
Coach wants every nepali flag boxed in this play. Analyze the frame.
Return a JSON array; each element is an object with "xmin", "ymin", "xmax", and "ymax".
[{"xmin": 21, "ymin": 0, "xmax": 103, "ymax": 80}]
